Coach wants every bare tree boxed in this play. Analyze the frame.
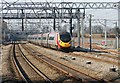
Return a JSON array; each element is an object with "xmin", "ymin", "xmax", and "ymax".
[{"xmin": 92, "ymin": 25, "xmax": 103, "ymax": 34}]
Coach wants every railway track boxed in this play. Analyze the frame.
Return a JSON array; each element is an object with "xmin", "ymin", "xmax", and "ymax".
[
  {"xmin": 33, "ymin": 42, "xmax": 119, "ymax": 66},
  {"xmin": 71, "ymin": 51, "xmax": 119, "ymax": 66},
  {"xmin": 32, "ymin": 41, "xmax": 119, "ymax": 65},
  {"xmin": 12, "ymin": 43, "xmax": 53, "ymax": 83},
  {"xmin": 22, "ymin": 44, "xmax": 107, "ymax": 83},
  {"xmin": 95, "ymin": 48, "xmax": 120, "ymax": 55}
]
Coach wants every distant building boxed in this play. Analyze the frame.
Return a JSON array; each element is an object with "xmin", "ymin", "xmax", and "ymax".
[{"xmin": 0, "ymin": 20, "xmax": 8, "ymax": 43}]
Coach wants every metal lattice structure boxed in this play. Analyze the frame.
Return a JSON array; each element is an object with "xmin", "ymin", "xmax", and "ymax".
[
  {"xmin": 0, "ymin": 1, "xmax": 120, "ymax": 49},
  {"xmin": 1, "ymin": 2, "xmax": 119, "ymax": 19},
  {"xmin": 0, "ymin": 1, "xmax": 120, "ymax": 35}
]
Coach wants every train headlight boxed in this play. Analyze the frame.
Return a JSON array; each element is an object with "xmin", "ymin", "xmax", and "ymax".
[{"xmin": 58, "ymin": 40, "xmax": 62, "ymax": 44}]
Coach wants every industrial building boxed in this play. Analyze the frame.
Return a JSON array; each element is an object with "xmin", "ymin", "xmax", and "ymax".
[{"xmin": 0, "ymin": 20, "xmax": 9, "ymax": 44}]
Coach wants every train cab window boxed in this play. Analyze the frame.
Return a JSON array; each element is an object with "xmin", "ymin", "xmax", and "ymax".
[{"xmin": 60, "ymin": 32, "xmax": 71, "ymax": 42}]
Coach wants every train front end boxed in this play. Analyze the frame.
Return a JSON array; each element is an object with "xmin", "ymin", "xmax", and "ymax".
[{"xmin": 58, "ymin": 31, "xmax": 71, "ymax": 49}]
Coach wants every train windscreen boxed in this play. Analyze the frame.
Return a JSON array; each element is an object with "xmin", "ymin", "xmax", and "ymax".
[{"xmin": 60, "ymin": 32, "xmax": 71, "ymax": 42}]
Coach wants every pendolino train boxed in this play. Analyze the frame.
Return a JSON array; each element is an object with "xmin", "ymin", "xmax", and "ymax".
[{"xmin": 27, "ymin": 31, "xmax": 72, "ymax": 50}]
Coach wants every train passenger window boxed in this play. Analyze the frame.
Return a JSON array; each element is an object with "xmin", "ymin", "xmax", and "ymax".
[
  {"xmin": 38, "ymin": 37, "xmax": 41, "ymax": 40},
  {"xmin": 43, "ymin": 37, "xmax": 46, "ymax": 40},
  {"xmin": 49, "ymin": 37, "xmax": 54, "ymax": 40}
]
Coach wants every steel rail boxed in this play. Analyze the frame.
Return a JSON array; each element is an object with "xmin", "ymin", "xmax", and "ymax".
[
  {"xmin": 17, "ymin": 44, "xmax": 53, "ymax": 83},
  {"xmin": 22, "ymin": 44, "xmax": 107, "ymax": 83},
  {"xmin": 12, "ymin": 43, "xmax": 30, "ymax": 83},
  {"xmin": 70, "ymin": 52, "xmax": 119, "ymax": 66}
]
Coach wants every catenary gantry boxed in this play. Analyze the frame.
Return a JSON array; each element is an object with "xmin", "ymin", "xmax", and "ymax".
[
  {"xmin": 0, "ymin": 1, "xmax": 120, "ymax": 49},
  {"xmin": 1, "ymin": 2, "xmax": 119, "ymax": 19},
  {"xmin": 0, "ymin": 1, "xmax": 120, "ymax": 32}
]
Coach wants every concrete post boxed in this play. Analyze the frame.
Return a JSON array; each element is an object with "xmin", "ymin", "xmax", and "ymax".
[
  {"xmin": 77, "ymin": 9, "xmax": 80, "ymax": 47},
  {"xmin": 89, "ymin": 14, "xmax": 92, "ymax": 51},
  {"xmin": 53, "ymin": 7, "xmax": 56, "ymax": 31},
  {"xmin": 118, "ymin": 1, "xmax": 120, "ymax": 30},
  {"xmin": 118, "ymin": 1, "xmax": 120, "ymax": 77},
  {"xmin": 81, "ymin": 15, "xmax": 84, "ymax": 48},
  {"xmin": 104, "ymin": 19, "xmax": 107, "ymax": 47}
]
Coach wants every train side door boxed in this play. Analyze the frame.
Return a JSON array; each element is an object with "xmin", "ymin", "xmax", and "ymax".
[
  {"xmin": 47, "ymin": 34, "xmax": 49, "ymax": 47},
  {"xmin": 41, "ymin": 34, "xmax": 43, "ymax": 45}
]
